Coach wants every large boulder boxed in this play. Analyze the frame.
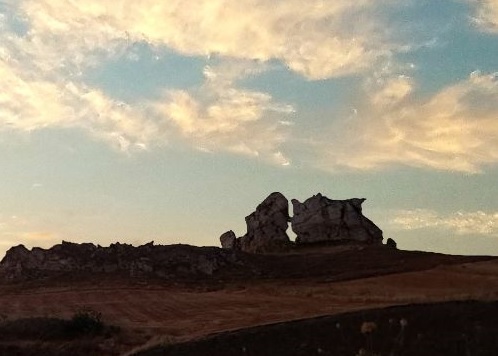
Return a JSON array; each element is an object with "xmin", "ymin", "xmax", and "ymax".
[
  {"xmin": 291, "ymin": 194, "xmax": 383, "ymax": 244},
  {"xmin": 238, "ymin": 192, "xmax": 291, "ymax": 253}
]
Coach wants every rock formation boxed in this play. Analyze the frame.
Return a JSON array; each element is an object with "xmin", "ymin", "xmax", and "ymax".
[
  {"xmin": 220, "ymin": 192, "xmax": 291, "ymax": 253},
  {"xmin": 221, "ymin": 192, "xmax": 383, "ymax": 253},
  {"xmin": 220, "ymin": 230, "xmax": 237, "ymax": 249},
  {"xmin": 386, "ymin": 238, "xmax": 397, "ymax": 249},
  {"xmin": 291, "ymin": 194, "xmax": 383, "ymax": 244},
  {"xmin": 0, "ymin": 241, "xmax": 243, "ymax": 281}
]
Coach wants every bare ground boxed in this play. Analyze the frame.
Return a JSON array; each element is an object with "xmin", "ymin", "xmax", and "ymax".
[{"xmin": 0, "ymin": 246, "xmax": 497, "ymax": 355}]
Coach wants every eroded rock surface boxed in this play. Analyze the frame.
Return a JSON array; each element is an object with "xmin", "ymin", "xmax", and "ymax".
[
  {"xmin": 237, "ymin": 192, "xmax": 291, "ymax": 253},
  {"xmin": 221, "ymin": 192, "xmax": 383, "ymax": 253},
  {"xmin": 220, "ymin": 230, "xmax": 237, "ymax": 250},
  {"xmin": 291, "ymin": 194, "xmax": 383, "ymax": 244},
  {"xmin": 0, "ymin": 241, "xmax": 243, "ymax": 281}
]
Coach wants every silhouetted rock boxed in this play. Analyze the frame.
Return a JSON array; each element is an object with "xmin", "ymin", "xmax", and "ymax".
[
  {"xmin": 386, "ymin": 238, "xmax": 397, "ymax": 249},
  {"xmin": 221, "ymin": 192, "xmax": 384, "ymax": 253},
  {"xmin": 220, "ymin": 231, "xmax": 237, "ymax": 249},
  {"xmin": 291, "ymin": 194, "xmax": 383, "ymax": 245},
  {"xmin": 237, "ymin": 192, "xmax": 291, "ymax": 253},
  {"xmin": 0, "ymin": 241, "xmax": 244, "ymax": 282}
]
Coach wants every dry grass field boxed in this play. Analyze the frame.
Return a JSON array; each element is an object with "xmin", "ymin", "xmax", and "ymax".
[{"xmin": 0, "ymin": 247, "xmax": 497, "ymax": 354}]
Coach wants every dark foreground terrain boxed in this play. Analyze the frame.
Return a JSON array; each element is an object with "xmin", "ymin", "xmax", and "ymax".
[
  {"xmin": 0, "ymin": 244, "xmax": 497, "ymax": 355},
  {"xmin": 138, "ymin": 300, "xmax": 498, "ymax": 356}
]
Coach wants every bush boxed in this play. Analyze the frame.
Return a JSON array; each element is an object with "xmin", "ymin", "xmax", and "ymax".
[{"xmin": 68, "ymin": 308, "xmax": 104, "ymax": 335}]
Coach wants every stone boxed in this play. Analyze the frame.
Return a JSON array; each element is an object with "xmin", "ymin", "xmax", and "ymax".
[
  {"xmin": 220, "ymin": 230, "xmax": 237, "ymax": 249},
  {"xmin": 238, "ymin": 192, "xmax": 291, "ymax": 253},
  {"xmin": 291, "ymin": 193, "xmax": 383, "ymax": 244},
  {"xmin": 0, "ymin": 245, "xmax": 30, "ymax": 280},
  {"xmin": 386, "ymin": 238, "xmax": 397, "ymax": 249}
]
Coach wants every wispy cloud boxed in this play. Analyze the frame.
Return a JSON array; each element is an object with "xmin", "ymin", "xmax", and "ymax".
[
  {"xmin": 156, "ymin": 61, "xmax": 294, "ymax": 165},
  {"xmin": 17, "ymin": 0, "xmax": 396, "ymax": 80},
  {"xmin": 0, "ymin": 64, "xmax": 158, "ymax": 151},
  {"xmin": 390, "ymin": 209, "xmax": 498, "ymax": 236},
  {"xmin": 470, "ymin": 0, "xmax": 498, "ymax": 32},
  {"xmin": 2, "ymin": 0, "xmax": 335, "ymax": 163},
  {"xmin": 311, "ymin": 71, "xmax": 498, "ymax": 173},
  {"xmin": 2, "ymin": 0, "xmax": 497, "ymax": 172}
]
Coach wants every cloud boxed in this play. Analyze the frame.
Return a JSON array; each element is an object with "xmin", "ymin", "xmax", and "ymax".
[
  {"xmin": 0, "ymin": 62, "xmax": 158, "ymax": 151},
  {"xmin": 1, "ymin": 1, "xmax": 309, "ymax": 162},
  {"xmin": 1, "ymin": 27, "xmax": 293, "ymax": 163},
  {"xmin": 156, "ymin": 61, "xmax": 295, "ymax": 165},
  {"xmin": 30, "ymin": 183, "xmax": 43, "ymax": 190},
  {"xmin": 0, "ymin": 60, "xmax": 76, "ymax": 131},
  {"xmin": 390, "ymin": 209, "xmax": 498, "ymax": 236},
  {"xmin": 470, "ymin": 0, "xmax": 498, "ymax": 32},
  {"xmin": 69, "ymin": 84, "xmax": 162, "ymax": 152},
  {"xmin": 4, "ymin": 0, "xmax": 496, "ymax": 172},
  {"xmin": 369, "ymin": 75, "xmax": 414, "ymax": 107},
  {"xmin": 312, "ymin": 71, "xmax": 498, "ymax": 173},
  {"xmin": 17, "ymin": 0, "xmax": 395, "ymax": 80}
]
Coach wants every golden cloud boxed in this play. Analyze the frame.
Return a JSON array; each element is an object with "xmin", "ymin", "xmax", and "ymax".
[
  {"xmin": 19, "ymin": 0, "xmax": 391, "ymax": 79},
  {"xmin": 155, "ymin": 62, "xmax": 294, "ymax": 165},
  {"xmin": 391, "ymin": 209, "xmax": 498, "ymax": 236},
  {"xmin": 313, "ymin": 72, "xmax": 498, "ymax": 173},
  {"xmin": 471, "ymin": 0, "xmax": 498, "ymax": 32}
]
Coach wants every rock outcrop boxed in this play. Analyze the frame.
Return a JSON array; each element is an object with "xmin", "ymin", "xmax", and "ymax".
[
  {"xmin": 220, "ymin": 230, "xmax": 237, "ymax": 250},
  {"xmin": 221, "ymin": 192, "xmax": 383, "ymax": 253},
  {"xmin": 222, "ymin": 192, "xmax": 291, "ymax": 253},
  {"xmin": 291, "ymin": 194, "xmax": 382, "ymax": 244},
  {"xmin": 0, "ymin": 241, "xmax": 243, "ymax": 281},
  {"xmin": 386, "ymin": 238, "xmax": 397, "ymax": 249}
]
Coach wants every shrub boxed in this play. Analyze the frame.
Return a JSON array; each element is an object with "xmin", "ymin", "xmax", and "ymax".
[{"xmin": 68, "ymin": 308, "xmax": 104, "ymax": 335}]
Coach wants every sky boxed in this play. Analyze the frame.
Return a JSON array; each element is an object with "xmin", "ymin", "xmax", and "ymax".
[{"xmin": 1, "ymin": 0, "xmax": 498, "ymax": 258}]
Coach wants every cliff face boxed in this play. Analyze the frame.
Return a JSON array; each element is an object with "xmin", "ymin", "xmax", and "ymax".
[
  {"xmin": 0, "ymin": 241, "xmax": 242, "ymax": 281},
  {"xmin": 221, "ymin": 192, "xmax": 383, "ymax": 253}
]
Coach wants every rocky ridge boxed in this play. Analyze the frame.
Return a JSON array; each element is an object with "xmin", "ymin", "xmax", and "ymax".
[
  {"xmin": 0, "ymin": 241, "xmax": 243, "ymax": 282},
  {"xmin": 0, "ymin": 192, "xmax": 385, "ymax": 281},
  {"xmin": 221, "ymin": 192, "xmax": 383, "ymax": 253}
]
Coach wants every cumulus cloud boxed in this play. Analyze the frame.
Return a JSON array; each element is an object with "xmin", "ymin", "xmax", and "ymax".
[
  {"xmin": 470, "ymin": 0, "xmax": 498, "ymax": 32},
  {"xmin": 312, "ymin": 71, "xmax": 498, "ymax": 173},
  {"xmin": 391, "ymin": 209, "xmax": 498, "ymax": 236}
]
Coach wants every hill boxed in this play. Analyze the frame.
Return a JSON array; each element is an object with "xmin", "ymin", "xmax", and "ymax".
[{"xmin": 0, "ymin": 242, "xmax": 497, "ymax": 355}]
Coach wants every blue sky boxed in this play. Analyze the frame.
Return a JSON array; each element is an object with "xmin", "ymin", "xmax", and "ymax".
[{"xmin": 1, "ymin": 0, "xmax": 498, "ymax": 257}]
